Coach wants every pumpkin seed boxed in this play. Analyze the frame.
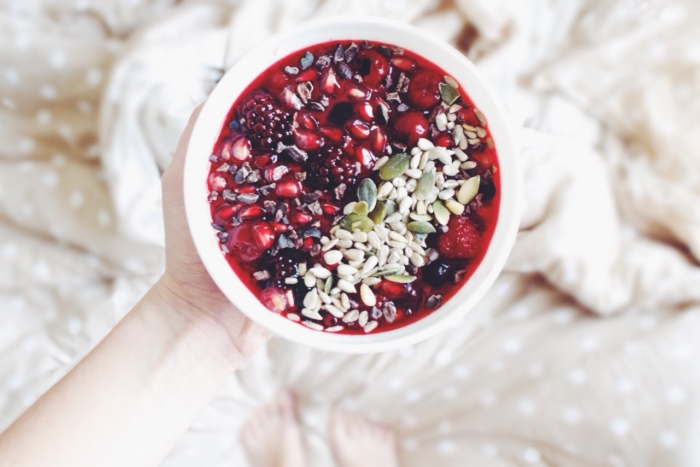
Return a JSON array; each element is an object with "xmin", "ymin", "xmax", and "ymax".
[
  {"xmin": 445, "ymin": 199, "xmax": 465, "ymax": 215},
  {"xmin": 407, "ymin": 221, "xmax": 436, "ymax": 234},
  {"xmin": 386, "ymin": 274, "xmax": 417, "ymax": 283},
  {"xmin": 457, "ymin": 175, "xmax": 480, "ymax": 204},
  {"xmin": 439, "ymin": 82, "xmax": 461, "ymax": 105},
  {"xmin": 384, "ymin": 199, "xmax": 398, "ymax": 216},
  {"xmin": 432, "ymin": 200, "xmax": 450, "ymax": 225},
  {"xmin": 357, "ymin": 178, "xmax": 377, "ymax": 211},
  {"xmin": 415, "ymin": 170, "xmax": 435, "ymax": 200},
  {"xmin": 379, "ymin": 153, "xmax": 410, "ymax": 180},
  {"xmin": 341, "ymin": 213, "xmax": 374, "ymax": 232},
  {"xmin": 368, "ymin": 200, "xmax": 387, "ymax": 224},
  {"xmin": 353, "ymin": 201, "xmax": 369, "ymax": 215}
]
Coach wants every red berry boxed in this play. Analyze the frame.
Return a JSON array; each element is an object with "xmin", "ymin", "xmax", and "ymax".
[
  {"xmin": 394, "ymin": 111, "xmax": 429, "ymax": 146},
  {"xmin": 275, "ymin": 178, "xmax": 301, "ymax": 198},
  {"xmin": 309, "ymin": 146, "xmax": 358, "ymax": 189},
  {"xmin": 348, "ymin": 120, "xmax": 370, "ymax": 139},
  {"xmin": 354, "ymin": 101, "xmax": 374, "ymax": 121},
  {"xmin": 319, "ymin": 126, "xmax": 344, "ymax": 143},
  {"xmin": 407, "ymin": 69, "xmax": 442, "ymax": 110},
  {"xmin": 226, "ymin": 223, "xmax": 263, "ymax": 261},
  {"xmin": 251, "ymin": 221, "xmax": 276, "ymax": 250},
  {"xmin": 214, "ymin": 203, "xmax": 240, "ymax": 223},
  {"xmin": 294, "ymin": 128, "xmax": 324, "ymax": 151},
  {"xmin": 435, "ymin": 133, "xmax": 454, "ymax": 148},
  {"xmin": 437, "ymin": 216, "xmax": 481, "ymax": 259},
  {"xmin": 239, "ymin": 205, "xmax": 263, "ymax": 220},
  {"xmin": 369, "ymin": 126, "xmax": 387, "ymax": 154},
  {"xmin": 238, "ymin": 92, "xmax": 294, "ymax": 150},
  {"xmin": 295, "ymin": 68, "xmax": 318, "ymax": 83}
]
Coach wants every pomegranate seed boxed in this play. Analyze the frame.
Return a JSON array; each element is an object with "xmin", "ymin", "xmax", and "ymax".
[
  {"xmin": 321, "ymin": 68, "xmax": 340, "ymax": 94},
  {"xmin": 271, "ymin": 221, "xmax": 287, "ymax": 234},
  {"xmin": 296, "ymin": 111, "xmax": 318, "ymax": 130},
  {"xmin": 355, "ymin": 145, "xmax": 375, "ymax": 168},
  {"xmin": 214, "ymin": 203, "xmax": 240, "ymax": 223},
  {"xmin": 369, "ymin": 126, "xmax": 387, "ymax": 154},
  {"xmin": 220, "ymin": 139, "xmax": 233, "ymax": 161},
  {"xmin": 394, "ymin": 110, "xmax": 430, "ymax": 146},
  {"xmin": 253, "ymin": 154, "xmax": 271, "ymax": 167},
  {"xmin": 266, "ymin": 70, "xmax": 290, "ymax": 93},
  {"xmin": 280, "ymin": 86, "xmax": 302, "ymax": 110},
  {"xmin": 275, "ymin": 178, "xmax": 301, "ymax": 198},
  {"xmin": 260, "ymin": 287, "xmax": 287, "ymax": 313},
  {"xmin": 237, "ymin": 185, "xmax": 256, "ymax": 194},
  {"xmin": 355, "ymin": 101, "xmax": 374, "ymax": 121},
  {"xmin": 225, "ymin": 224, "xmax": 263, "ymax": 261},
  {"xmin": 389, "ymin": 56, "xmax": 416, "ymax": 72},
  {"xmin": 231, "ymin": 136, "xmax": 251, "ymax": 161},
  {"xmin": 319, "ymin": 126, "xmax": 344, "ymax": 143},
  {"xmin": 251, "ymin": 221, "xmax": 276, "ymax": 250},
  {"xmin": 239, "ymin": 205, "xmax": 263, "ymax": 219},
  {"xmin": 322, "ymin": 203, "xmax": 339, "ymax": 215},
  {"xmin": 295, "ymin": 68, "xmax": 318, "ymax": 83},
  {"xmin": 302, "ymin": 237, "xmax": 315, "ymax": 251},
  {"xmin": 354, "ymin": 49, "xmax": 389, "ymax": 88},
  {"xmin": 209, "ymin": 173, "xmax": 227, "ymax": 191},
  {"xmin": 458, "ymin": 108, "xmax": 481, "ymax": 127},
  {"xmin": 348, "ymin": 120, "xmax": 370, "ymax": 140},
  {"xmin": 291, "ymin": 211, "xmax": 313, "ymax": 225},
  {"xmin": 435, "ymin": 133, "xmax": 454, "ymax": 148},
  {"xmin": 265, "ymin": 165, "xmax": 289, "ymax": 182},
  {"xmin": 294, "ymin": 128, "xmax": 324, "ymax": 151},
  {"xmin": 343, "ymin": 82, "xmax": 370, "ymax": 101}
]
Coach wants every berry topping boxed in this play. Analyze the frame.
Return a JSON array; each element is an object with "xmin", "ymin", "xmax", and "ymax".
[
  {"xmin": 393, "ymin": 110, "xmax": 429, "ymax": 146},
  {"xmin": 238, "ymin": 92, "xmax": 293, "ymax": 150},
  {"xmin": 407, "ymin": 69, "xmax": 442, "ymax": 110},
  {"xmin": 437, "ymin": 216, "xmax": 481, "ymax": 260},
  {"xmin": 309, "ymin": 146, "xmax": 358, "ymax": 189}
]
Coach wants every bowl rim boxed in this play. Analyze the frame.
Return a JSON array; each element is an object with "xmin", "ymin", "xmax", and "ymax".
[{"xmin": 184, "ymin": 16, "xmax": 521, "ymax": 353}]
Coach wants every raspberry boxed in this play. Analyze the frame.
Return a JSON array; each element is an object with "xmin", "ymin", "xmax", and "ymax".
[
  {"xmin": 239, "ymin": 92, "xmax": 293, "ymax": 150},
  {"xmin": 437, "ymin": 216, "xmax": 481, "ymax": 260},
  {"xmin": 309, "ymin": 146, "xmax": 358, "ymax": 189}
]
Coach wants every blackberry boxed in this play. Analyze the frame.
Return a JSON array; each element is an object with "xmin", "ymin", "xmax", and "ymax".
[
  {"xmin": 309, "ymin": 146, "xmax": 358, "ymax": 189},
  {"xmin": 272, "ymin": 248, "xmax": 308, "ymax": 288},
  {"xmin": 239, "ymin": 92, "xmax": 293, "ymax": 150}
]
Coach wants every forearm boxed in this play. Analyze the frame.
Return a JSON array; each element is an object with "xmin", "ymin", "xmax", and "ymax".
[{"xmin": 0, "ymin": 279, "xmax": 241, "ymax": 467}]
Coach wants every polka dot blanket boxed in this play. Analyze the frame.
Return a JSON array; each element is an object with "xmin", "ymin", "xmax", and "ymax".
[{"xmin": 1, "ymin": 0, "xmax": 699, "ymax": 465}]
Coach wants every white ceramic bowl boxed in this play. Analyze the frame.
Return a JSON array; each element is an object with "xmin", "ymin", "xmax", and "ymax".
[{"xmin": 184, "ymin": 16, "xmax": 521, "ymax": 353}]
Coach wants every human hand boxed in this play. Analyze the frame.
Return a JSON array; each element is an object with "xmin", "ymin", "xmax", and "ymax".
[{"xmin": 155, "ymin": 104, "xmax": 270, "ymax": 364}]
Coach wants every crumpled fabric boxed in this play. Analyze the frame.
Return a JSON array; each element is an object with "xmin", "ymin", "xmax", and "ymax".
[{"xmin": 1, "ymin": 0, "xmax": 700, "ymax": 466}]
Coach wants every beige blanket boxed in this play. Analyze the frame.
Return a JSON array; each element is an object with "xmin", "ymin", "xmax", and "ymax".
[{"xmin": 2, "ymin": 0, "xmax": 700, "ymax": 465}]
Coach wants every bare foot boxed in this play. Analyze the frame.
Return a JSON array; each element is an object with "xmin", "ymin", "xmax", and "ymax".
[
  {"xmin": 330, "ymin": 412, "xmax": 399, "ymax": 467},
  {"xmin": 240, "ymin": 390, "xmax": 305, "ymax": 467}
]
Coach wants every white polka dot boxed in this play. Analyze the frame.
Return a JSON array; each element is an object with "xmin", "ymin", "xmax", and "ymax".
[
  {"xmin": 609, "ymin": 418, "xmax": 629, "ymax": 437},
  {"xmin": 18, "ymin": 137, "xmax": 35, "ymax": 153},
  {"xmin": 529, "ymin": 363, "xmax": 543, "ymax": 378},
  {"xmin": 2, "ymin": 242, "xmax": 18, "ymax": 258},
  {"xmin": 615, "ymin": 378, "xmax": 636, "ymax": 395},
  {"xmin": 97, "ymin": 209, "xmax": 112, "ymax": 227},
  {"xmin": 86, "ymin": 68, "xmax": 103, "ymax": 86},
  {"xmin": 518, "ymin": 398, "xmax": 536, "ymax": 416},
  {"xmin": 563, "ymin": 443, "xmax": 578, "ymax": 454},
  {"xmin": 388, "ymin": 378, "xmax": 403, "ymax": 392},
  {"xmin": 20, "ymin": 161, "xmax": 34, "ymax": 172},
  {"xmin": 69, "ymin": 190, "xmax": 85, "ymax": 208},
  {"xmin": 434, "ymin": 349, "xmax": 452, "ymax": 366},
  {"xmin": 452, "ymin": 364, "xmax": 471, "ymax": 380},
  {"xmin": 480, "ymin": 393, "xmax": 496, "ymax": 406},
  {"xmin": 34, "ymin": 261, "xmax": 51, "ymax": 280},
  {"xmin": 482, "ymin": 443, "xmax": 498, "ymax": 457},
  {"xmin": 580, "ymin": 337, "xmax": 599, "ymax": 352},
  {"xmin": 402, "ymin": 414, "xmax": 418, "ymax": 427},
  {"xmin": 607, "ymin": 454, "xmax": 624, "ymax": 467},
  {"xmin": 495, "ymin": 281, "xmax": 512, "ymax": 297},
  {"xmin": 567, "ymin": 369, "xmax": 587, "ymax": 385},
  {"xmin": 441, "ymin": 386, "xmax": 458, "ymax": 400},
  {"xmin": 4, "ymin": 67, "xmax": 19, "ymax": 85},
  {"xmin": 490, "ymin": 360, "xmax": 504, "ymax": 372},
  {"xmin": 9, "ymin": 296, "xmax": 26, "ymax": 312},
  {"xmin": 553, "ymin": 309, "xmax": 576, "ymax": 324},
  {"xmin": 22, "ymin": 204, "xmax": 35, "ymax": 217},
  {"xmin": 399, "ymin": 345, "xmax": 415, "ymax": 358},
  {"xmin": 67, "ymin": 319, "xmax": 83, "ymax": 335},
  {"xmin": 57, "ymin": 124, "xmax": 73, "ymax": 141},
  {"xmin": 43, "ymin": 171, "xmax": 59, "ymax": 188},
  {"xmin": 658, "ymin": 430, "xmax": 678, "ymax": 449},
  {"xmin": 562, "ymin": 407, "xmax": 581, "ymax": 425},
  {"xmin": 502, "ymin": 338, "xmax": 521, "ymax": 354},
  {"xmin": 438, "ymin": 440, "xmax": 455, "ymax": 455},
  {"xmin": 2, "ymin": 97, "xmax": 15, "ymax": 109},
  {"xmin": 40, "ymin": 85, "xmax": 57, "ymax": 100},
  {"xmin": 21, "ymin": 393, "xmax": 37, "ymax": 407},
  {"xmin": 665, "ymin": 386, "xmax": 686, "ymax": 405},
  {"xmin": 37, "ymin": 109, "xmax": 52, "ymax": 125},
  {"xmin": 624, "ymin": 341, "xmax": 642, "ymax": 355},
  {"xmin": 13, "ymin": 34, "xmax": 31, "ymax": 50},
  {"xmin": 49, "ymin": 50, "xmax": 67, "ymax": 68},
  {"xmin": 403, "ymin": 438, "xmax": 418, "ymax": 450},
  {"xmin": 522, "ymin": 447, "xmax": 541, "ymax": 464},
  {"xmin": 405, "ymin": 389, "xmax": 422, "ymax": 402},
  {"xmin": 52, "ymin": 153, "xmax": 66, "ymax": 166},
  {"xmin": 508, "ymin": 303, "xmax": 530, "ymax": 320},
  {"xmin": 76, "ymin": 100, "xmax": 93, "ymax": 114}
]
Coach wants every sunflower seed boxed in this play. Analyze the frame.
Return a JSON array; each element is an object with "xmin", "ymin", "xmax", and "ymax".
[
  {"xmin": 335, "ymin": 229, "xmax": 353, "ymax": 240},
  {"xmin": 310, "ymin": 266, "xmax": 331, "ymax": 279},
  {"xmin": 436, "ymin": 112, "xmax": 448, "ymax": 131},
  {"xmin": 359, "ymin": 310, "xmax": 369, "ymax": 327},
  {"xmin": 386, "ymin": 274, "xmax": 416, "ymax": 283},
  {"xmin": 461, "ymin": 161, "xmax": 477, "ymax": 169},
  {"xmin": 457, "ymin": 175, "xmax": 480, "ymax": 204},
  {"xmin": 287, "ymin": 313, "xmax": 300, "ymax": 322},
  {"xmin": 302, "ymin": 308, "xmax": 322, "ymax": 320},
  {"xmin": 322, "ymin": 238, "xmax": 339, "ymax": 252},
  {"xmin": 343, "ymin": 310, "xmax": 359, "ymax": 323},
  {"xmin": 324, "ymin": 250, "xmax": 343, "ymax": 264},
  {"xmin": 362, "ymin": 255, "xmax": 379, "ymax": 275},
  {"xmin": 445, "ymin": 199, "xmax": 465, "ymax": 215},
  {"xmin": 439, "ymin": 188, "xmax": 455, "ymax": 200},
  {"xmin": 303, "ymin": 321, "xmax": 324, "ymax": 331},
  {"xmin": 325, "ymin": 304, "xmax": 345, "ymax": 318},
  {"xmin": 337, "ymin": 264, "xmax": 358, "ymax": 276},
  {"xmin": 373, "ymin": 156, "xmax": 389, "ymax": 171},
  {"xmin": 344, "ymin": 249, "xmax": 364, "ymax": 261},
  {"xmin": 326, "ymin": 325, "xmax": 344, "ymax": 332},
  {"xmin": 363, "ymin": 321, "xmax": 378, "ymax": 333}
]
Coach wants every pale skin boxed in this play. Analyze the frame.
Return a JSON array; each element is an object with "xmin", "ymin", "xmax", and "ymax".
[{"xmin": 0, "ymin": 106, "xmax": 399, "ymax": 467}]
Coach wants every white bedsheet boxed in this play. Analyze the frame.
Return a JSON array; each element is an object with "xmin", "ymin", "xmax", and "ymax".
[{"xmin": 1, "ymin": 0, "xmax": 700, "ymax": 465}]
